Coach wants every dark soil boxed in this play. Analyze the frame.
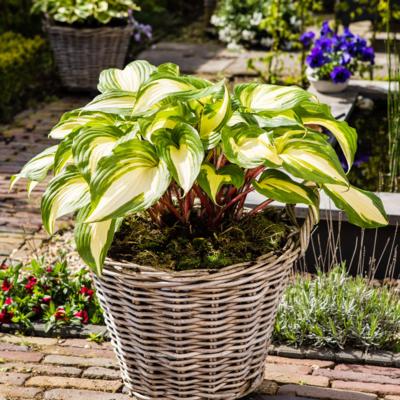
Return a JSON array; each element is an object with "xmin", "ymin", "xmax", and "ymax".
[{"xmin": 109, "ymin": 210, "xmax": 292, "ymax": 271}]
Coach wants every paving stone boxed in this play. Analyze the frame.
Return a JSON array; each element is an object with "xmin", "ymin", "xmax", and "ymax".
[
  {"xmin": 333, "ymin": 350, "xmax": 364, "ymax": 363},
  {"xmin": 43, "ymin": 345, "xmax": 115, "ymax": 359},
  {"xmin": 0, "ymin": 362, "xmax": 82, "ymax": 377},
  {"xmin": 58, "ymin": 339, "xmax": 112, "ymax": 350},
  {"xmin": 264, "ymin": 370, "xmax": 329, "ymax": 387},
  {"xmin": 265, "ymin": 362, "xmax": 312, "ymax": 375},
  {"xmin": 266, "ymin": 355, "xmax": 335, "ymax": 369},
  {"xmin": 332, "ymin": 380, "xmax": 400, "ymax": 396},
  {"xmin": 44, "ymin": 389, "xmax": 130, "ymax": 400},
  {"xmin": 82, "ymin": 367, "xmax": 121, "ymax": 380},
  {"xmin": 0, "ymin": 350, "xmax": 43, "ymax": 363},
  {"xmin": 0, "ymin": 371, "xmax": 30, "ymax": 385},
  {"xmin": 385, "ymin": 396, "xmax": 400, "ymax": 400},
  {"xmin": 278, "ymin": 384, "xmax": 378, "ymax": 400},
  {"xmin": 0, "ymin": 384, "xmax": 43, "ymax": 398},
  {"xmin": 274, "ymin": 345, "xmax": 305, "ymax": 359},
  {"xmin": 26, "ymin": 375, "xmax": 122, "ymax": 392},
  {"xmin": 315, "ymin": 368, "xmax": 400, "ymax": 385},
  {"xmin": 363, "ymin": 351, "xmax": 394, "ymax": 366},
  {"xmin": 43, "ymin": 354, "xmax": 117, "ymax": 368},
  {"xmin": 256, "ymin": 380, "xmax": 279, "ymax": 395},
  {"xmin": 0, "ymin": 342, "xmax": 29, "ymax": 352},
  {"xmin": 303, "ymin": 348, "xmax": 337, "ymax": 361}
]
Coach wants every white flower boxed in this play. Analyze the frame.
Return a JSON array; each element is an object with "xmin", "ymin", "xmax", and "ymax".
[
  {"xmin": 227, "ymin": 41, "xmax": 242, "ymax": 51},
  {"xmin": 242, "ymin": 29, "xmax": 255, "ymax": 41},
  {"xmin": 250, "ymin": 12, "xmax": 263, "ymax": 26},
  {"xmin": 261, "ymin": 37, "xmax": 274, "ymax": 48}
]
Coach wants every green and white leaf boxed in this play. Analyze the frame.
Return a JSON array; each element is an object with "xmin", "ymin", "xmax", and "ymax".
[
  {"xmin": 85, "ymin": 139, "xmax": 170, "ymax": 222},
  {"xmin": 152, "ymin": 123, "xmax": 204, "ymax": 193},
  {"xmin": 97, "ymin": 60, "xmax": 156, "ymax": 93},
  {"xmin": 323, "ymin": 184, "xmax": 388, "ymax": 228},
  {"xmin": 83, "ymin": 91, "xmax": 136, "ymax": 115},
  {"xmin": 197, "ymin": 163, "xmax": 244, "ymax": 203},
  {"xmin": 222, "ymin": 124, "xmax": 282, "ymax": 168},
  {"xmin": 253, "ymin": 169, "xmax": 319, "ymax": 207},
  {"xmin": 74, "ymin": 205, "xmax": 118, "ymax": 275},
  {"xmin": 10, "ymin": 145, "xmax": 58, "ymax": 190},
  {"xmin": 72, "ymin": 125, "xmax": 123, "ymax": 181},
  {"xmin": 50, "ymin": 110, "xmax": 117, "ymax": 139},
  {"xmin": 41, "ymin": 167, "xmax": 90, "ymax": 234},
  {"xmin": 236, "ymin": 83, "xmax": 316, "ymax": 112}
]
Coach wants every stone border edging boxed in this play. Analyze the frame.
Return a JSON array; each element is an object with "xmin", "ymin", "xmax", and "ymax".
[{"xmin": 1, "ymin": 323, "xmax": 399, "ymax": 368}]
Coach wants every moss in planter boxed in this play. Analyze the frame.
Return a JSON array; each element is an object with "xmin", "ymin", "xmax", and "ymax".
[{"xmin": 109, "ymin": 211, "xmax": 291, "ymax": 271}]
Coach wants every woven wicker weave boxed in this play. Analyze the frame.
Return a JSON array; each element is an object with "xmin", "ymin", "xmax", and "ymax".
[
  {"xmin": 46, "ymin": 22, "xmax": 133, "ymax": 90},
  {"xmin": 93, "ymin": 208, "xmax": 315, "ymax": 399}
]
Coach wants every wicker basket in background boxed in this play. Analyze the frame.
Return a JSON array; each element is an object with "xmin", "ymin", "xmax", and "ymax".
[
  {"xmin": 45, "ymin": 22, "xmax": 133, "ymax": 90},
  {"xmin": 93, "ymin": 208, "xmax": 316, "ymax": 399}
]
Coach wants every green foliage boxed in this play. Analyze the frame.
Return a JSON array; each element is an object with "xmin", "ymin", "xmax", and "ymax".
[
  {"xmin": 0, "ymin": 32, "xmax": 55, "ymax": 122},
  {"xmin": 274, "ymin": 265, "xmax": 400, "ymax": 351},
  {"xmin": 0, "ymin": 259, "xmax": 103, "ymax": 332},
  {"xmin": 31, "ymin": 0, "xmax": 139, "ymax": 25},
  {"xmin": 211, "ymin": 0, "xmax": 322, "ymax": 50}
]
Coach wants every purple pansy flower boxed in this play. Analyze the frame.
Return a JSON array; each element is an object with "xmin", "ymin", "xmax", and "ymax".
[
  {"xmin": 306, "ymin": 47, "xmax": 329, "ymax": 68},
  {"xmin": 343, "ymin": 27, "xmax": 355, "ymax": 39},
  {"xmin": 320, "ymin": 20, "xmax": 333, "ymax": 37},
  {"xmin": 315, "ymin": 37, "xmax": 333, "ymax": 52},
  {"xmin": 360, "ymin": 46, "xmax": 375, "ymax": 64},
  {"xmin": 300, "ymin": 31, "xmax": 315, "ymax": 48},
  {"xmin": 330, "ymin": 66, "xmax": 351, "ymax": 83},
  {"xmin": 340, "ymin": 52, "xmax": 351, "ymax": 65}
]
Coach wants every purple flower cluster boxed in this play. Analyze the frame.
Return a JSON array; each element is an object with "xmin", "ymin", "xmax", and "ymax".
[{"xmin": 301, "ymin": 21, "xmax": 375, "ymax": 84}]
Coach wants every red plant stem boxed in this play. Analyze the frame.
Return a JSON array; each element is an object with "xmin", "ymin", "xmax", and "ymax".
[
  {"xmin": 248, "ymin": 198, "xmax": 273, "ymax": 216},
  {"xmin": 183, "ymin": 190, "xmax": 192, "ymax": 222},
  {"xmin": 216, "ymin": 153, "xmax": 227, "ymax": 169},
  {"xmin": 193, "ymin": 185, "xmax": 213, "ymax": 216},
  {"xmin": 159, "ymin": 198, "xmax": 186, "ymax": 224}
]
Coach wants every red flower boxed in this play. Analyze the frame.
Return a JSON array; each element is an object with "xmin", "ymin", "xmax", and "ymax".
[
  {"xmin": 25, "ymin": 276, "xmax": 37, "ymax": 292},
  {"xmin": 0, "ymin": 310, "xmax": 13, "ymax": 323},
  {"xmin": 4, "ymin": 297, "xmax": 12, "ymax": 305},
  {"xmin": 46, "ymin": 267, "xmax": 53, "ymax": 273},
  {"xmin": 74, "ymin": 310, "xmax": 89, "ymax": 324},
  {"xmin": 80, "ymin": 286, "xmax": 94, "ymax": 299},
  {"xmin": 2, "ymin": 279, "xmax": 12, "ymax": 292},
  {"xmin": 42, "ymin": 296, "xmax": 52, "ymax": 303},
  {"xmin": 0, "ymin": 262, "xmax": 8, "ymax": 270},
  {"xmin": 32, "ymin": 306, "xmax": 41, "ymax": 314},
  {"xmin": 54, "ymin": 307, "xmax": 66, "ymax": 320}
]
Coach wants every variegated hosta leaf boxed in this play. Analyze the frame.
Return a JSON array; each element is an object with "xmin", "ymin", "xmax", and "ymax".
[
  {"xmin": 197, "ymin": 163, "xmax": 244, "ymax": 203},
  {"xmin": 72, "ymin": 125, "xmax": 123, "ymax": 181},
  {"xmin": 323, "ymin": 184, "xmax": 388, "ymax": 228},
  {"xmin": 83, "ymin": 91, "xmax": 137, "ymax": 115},
  {"xmin": 199, "ymin": 83, "xmax": 231, "ymax": 149},
  {"xmin": 297, "ymin": 102, "xmax": 357, "ymax": 169},
  {"xmin": 132, "ymin": 78, "xmax": 193, "ymax": 115},
  {"xmin": 41, "ymin": 167, "xmax": 90, "ymax": 234},
  {"xmin": 97, "ymin": 60, "xmax": 156, "ymax": 93},
  {"xmin": 236, "ymin": 83, "xmax": 316, "ymax": 112},
  {"xmin": 222, "ymin": 123, "xmax": 282, "ymax": 168},
  {"xmin": 253, "ymin": 169, "xmax": 318, "ymax": 207},
  {"xmin": 152, "ymin": 123, "xmax": 204, "ymax": 193},
  {"xmin": 85, "ymin": 139, "xmax": 170, "ymax": 222},
  {"xmin": 10, "ymin": 145, "xmax": 58, "ymax": 190},
  {"xmin": 54, "ymin": 132, "xmax": 77, "ymax": 175},
  {"xmin": 74, "ymin": 206, "xmax": 118, "ymax": 275},
  {"xmin": 279, "ymin": 139, "xmax": 348, "ymax": 185},
  {"xmin": 50, "ymin": 110, "xmax": 117, "ymax": 139}
]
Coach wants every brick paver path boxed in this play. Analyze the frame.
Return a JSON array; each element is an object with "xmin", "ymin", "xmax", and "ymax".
[
  {"xmin": 0, "ymin": 97, "xmax": 88, "ymax": 264},
  {"xmin": 0, "ymin": 334, "xmax": 399, "ymax": 400}
]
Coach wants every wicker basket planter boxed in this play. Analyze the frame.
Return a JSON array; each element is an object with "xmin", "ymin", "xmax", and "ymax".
[
  {"xmin": 93, "ymin": 209, "xmax": 314, "ymax": 399},
  {"xmin": 45, "ymin": 22, "xmax": 133, "ymax": 90}
]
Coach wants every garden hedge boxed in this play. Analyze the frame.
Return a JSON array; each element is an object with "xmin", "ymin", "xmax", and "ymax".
[{"xmin": 0, "ymin": 32, "xmax": 55, "ymax": 122}]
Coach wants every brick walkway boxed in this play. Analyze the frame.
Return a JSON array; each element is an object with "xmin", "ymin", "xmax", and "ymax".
[{"xmin": 0, "ymin": 334, "xmax": 399, "ymax": 400}]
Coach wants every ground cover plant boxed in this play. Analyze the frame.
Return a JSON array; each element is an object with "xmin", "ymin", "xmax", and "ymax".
[
  {"xmin": 12, "ymin": 60, "xmax": 388, "ymax": 275},
  {"xmin": 274, "ymin": 265, "xmax": 400, "ymax": 351}
]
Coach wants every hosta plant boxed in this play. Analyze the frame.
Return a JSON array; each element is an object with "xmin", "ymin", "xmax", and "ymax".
[{"xmin": 12, "ymin": 60, "xmax": 388, "ymax": 275}]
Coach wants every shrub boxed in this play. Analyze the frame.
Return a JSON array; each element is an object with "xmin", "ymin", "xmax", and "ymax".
[
  {"xmin": 274, "ymin": 265, "xmax": 400, "ymax": 352},
  {"xmin": 0, "ymin": 32, "xmax": 55, "ymax": 122}
]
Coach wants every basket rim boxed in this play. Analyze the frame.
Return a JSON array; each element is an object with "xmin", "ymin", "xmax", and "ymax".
[{"xmin": 44, "ymin": 20, "xmax": 134, "ymax": 34}]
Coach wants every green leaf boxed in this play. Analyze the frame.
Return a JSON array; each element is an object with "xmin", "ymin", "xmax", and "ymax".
[
  {"xmin": 253, "ymin": 169, "xmax": 319, "ymax": 207},
  {"xmin": 323, "ymin": 184, "xmax": 388, "ymax": 228},
  {"xmin": 152, "ymin": 122, "xmax": 204, "ymax": 193},
  {"xmin": 279, "ymin": 138, "xmax": 348, "ymax": 185},
  {"xmin": 72, "ymin": 125, "xmax": 123, "ymax": 181},
  {"xmin": 10, "ymin": 145, "xmax": 58, "ymax": 190},
  {"xmin": 97, "ymin": 60, "xmax": 156, "ymax": 93},
  {"xmin": 221, "ymin": 123, "xmax": 282, "ymax": 168},
  {"xmin": 296, "ymin": 102, "xmax": 357, "ymax": 169},
  {"xmin": 83, "ymin": 91, "xmax": 136, "ymax": 115},
  {"xmin": 85, "ymin": 139, "xmax": 170, "ymax": 222},
  {"xmin": 197, "ymin": 163, "xmax": 244, "ymax": 203},
  {"xmin": 236, "ymin": 83, "xmax": 316, "ymax": 112},
  {"xmin": 74, "ymin": 205, "xmax": 118, "ymax": 275},
  {"xmin": 41, "ymin": 167, "xmax": 90, "ymax": 234},
  {"xmin": 50, "ymin": 110, "xmax": 117, "ymax": 139}
]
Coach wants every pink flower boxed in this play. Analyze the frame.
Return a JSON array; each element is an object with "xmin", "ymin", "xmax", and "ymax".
[
  {"xmin": 80, "ymin": 286, "xmax": 94, "ymax": 299},
  {"xmin": 42, "ymin": 296, "xmax": 52, "ymax": 303},
  {"xmin": 0, "ymin": 263, "xmax": 8, "ymax": 270},
  {"xmin": 74, "ymin": 310, "xmax": 89, "ymax": 324},
  {"xmin": 2, "ymin": 279, "xmax": 12, "ymax": 292},
  {"xmin": 25, "ymin": 276, "xmax": 37, "ymax": 292},
  {"xmin": 4, "ymin": 297, "xmax": 12, "ymax": 305},
  {"xmin": 0, "ymin": 310, "xmax": 13, "ymax": 323},
  {"xmin": 46, "ymin": 267, "xmax": 53, "ymax": 273},
  {"xmin": 54, "ymin": 307, "xmax": 66, "ymax": 320}
]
